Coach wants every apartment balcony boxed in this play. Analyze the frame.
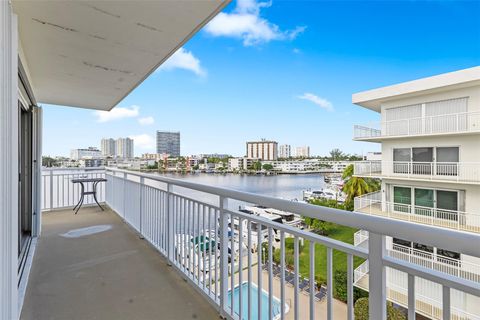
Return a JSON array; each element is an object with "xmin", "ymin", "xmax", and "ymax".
[
  {"xmin": 21, "ymin": 167, "xmax": 480, "ymax": 320},
  {"xmin": 354, "ymin": 161, "xmax": 480, "ymax": 184},
  {"xmin": 353, "ymin": 111, "xmax": 480, "ymax": 141},
  {"xmin": 354, "ymin": 191, "xmax": 480, "ymax": 234},
  {"xmin": 354, "ymin": 261, "xmax": 480, "ymax": 320}
]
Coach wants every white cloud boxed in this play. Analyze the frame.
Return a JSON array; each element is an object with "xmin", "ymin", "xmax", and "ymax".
[
  {"xmin": 138, "ymin": 116, "xmax": 154, "ymax": 126},
  {"xmin": 293, "ymin": 48, "xmax": 301, "ymax": 54},
  {"xmin": 298, "ymin": 93, "xmax": 334, "ymax": 111},
  {"xmin": 204, "ymin": 0, "xmax": 306, "ymax": 46},
  {"xmin": 94, "ymin": 105, "xmax": 139, "ymax": 123},
  {"xmin": 158, "ymin": 47, "xmax": 206, "ymax": 76},
  {"xmin": 129, "ymin": 134, "xmax": 155, "ymax": 151}
]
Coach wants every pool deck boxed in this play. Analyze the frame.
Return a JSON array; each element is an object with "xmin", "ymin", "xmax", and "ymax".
[
  {"xmin": 231, "ymin": 260, "xmax": 348, "ymax": 319},
  {"xmin": 20, "ymin": 207, "xmax": 219, "ymax": 320}
]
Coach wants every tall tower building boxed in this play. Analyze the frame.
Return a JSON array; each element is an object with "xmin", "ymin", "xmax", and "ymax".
[
  {"xmin": 278, "ymin": 144, "xmax": 291, "ymax": 158},
  {"xmin": 116, "ymin": 137, "xmax": 134, "ymax": 159},
  {"xmin": 101, "ymin": 138, "xmax": 116, "ymax": 157},
  {"xmin": 246, "ymin": 139, "xmax": 278, "ymax": 161},
  {"xmin": 295, "ymin": 146, "xmax": 310, "ymax": 158},
  {"xmin": 156, "ymin": 131, "xmax": 180, "ymax": 157}
]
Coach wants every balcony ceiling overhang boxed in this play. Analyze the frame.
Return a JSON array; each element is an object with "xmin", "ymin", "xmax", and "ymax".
[
  {"xmin": 352, "ymin": 66, "xmax": 480, "ymax": 112},
  {"xmin": 13, "ymin": 0, "xmax": 230, "ymax": 110}
]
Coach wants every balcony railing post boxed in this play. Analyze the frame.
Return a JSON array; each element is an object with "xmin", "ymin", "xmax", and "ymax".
[
  {"xmin": 368, "ymin": 233, "xmax": 387, "ymax": 320},
  {"xmin": 49, "ymin": 170, "xmax": 53, "ymax": 210},
  {"xmin": 219, "ymin": 196, "xmax": 229, "ymax": 318},
  {"xmin": 139, "ymin": 176, "xmax": 144, "ymax": 235},
  {"xmin": 166, "ymin": 183, "xmax": 174, "ymax": 266}
]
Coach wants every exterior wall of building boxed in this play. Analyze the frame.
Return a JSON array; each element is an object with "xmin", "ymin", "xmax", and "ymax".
[
  {"xmin": 381, "ymin": 135, "xmax": 480, "ymax": 165},
  {"xmin": 70, "ymin": 147, "xmax": 102, "ymax": 160},
  {"xmin": 101, "ymin": 138, "xmax": 116, "ymax": 157},
  {"xmin": 295, "ymin": 146, "xmax": 310, "ymax": 158},
  {"xmin": 278, "ymin": 144, "xmax": 291, "ymax": 158},
  {"xmin": 246, "ymin": 141, "xmax": 278, "ymax": 160},
  {"xmin": 380, "ymin": 86, "xmax": 480, "ymax": 117},
  {"xmin": 116, "ymin": 138, "xmax": 134, "ymax": 159},
  {"xmin": 156, "ymin": 131, "xmax": 180, "ymax": 157}
]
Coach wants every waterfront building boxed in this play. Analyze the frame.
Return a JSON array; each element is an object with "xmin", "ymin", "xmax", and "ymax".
[
  {"xmin": 278, "ymin": 144, "xmax": 292, "ymax": 158},
  {"xmin": 197, "ymin": 153, "xmax": 230, "ymax": 159},
  {"xmin": 246, "ymin": 139, "xmax": 278, "ymax": 161},
  {"xmin": 116, "ymin": 137, "xmax": 134, "ymax": 159},
  {"xmin": 295, "ymin": 146, "xmax": 310, "ymax": 158},
  {"xmin": 100, "ymin": 138, "xmax": 116, "ymax": 157},
  {"xmin": 352, "ymin": 67, "xmax": 480, "ymax": 319},
  {"xmin": 70, "ymin": 147, "xmax": 101, "ymax": 160},
  {"xmin": 156, "ymin": 131, "xmax": 180, "ymax": 157},
  {"xmin": 78, "ymin": 158, "xmax": 104, "ymax": 168}
]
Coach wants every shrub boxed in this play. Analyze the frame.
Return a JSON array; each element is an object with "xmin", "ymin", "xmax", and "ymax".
[
  {"xmin": 333, "ymin": 270, "xmax": 368, "ymax": 303},
  {"xmin": 354, "ymin": 297, "xmax": 407, "ymax": 320}
]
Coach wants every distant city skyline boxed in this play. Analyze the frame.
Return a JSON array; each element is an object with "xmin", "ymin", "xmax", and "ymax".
[{"xmin": 41, "ymin": 1, "xmax": 479, "ymax": 157}]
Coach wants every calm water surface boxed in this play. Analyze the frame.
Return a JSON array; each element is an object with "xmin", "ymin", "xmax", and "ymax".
[{"xmin": 157, "ymin": 173, "xmax": 327, "ymax": 200}]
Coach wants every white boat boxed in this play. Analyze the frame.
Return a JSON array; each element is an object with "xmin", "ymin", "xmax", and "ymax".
[{"xmin": 303, "ymin": 188, "xmax": 346, "ymax": 203}]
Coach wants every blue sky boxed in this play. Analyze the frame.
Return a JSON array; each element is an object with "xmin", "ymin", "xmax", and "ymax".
[{"xmin": 43, "ymin": 0, "xmax": 480, "ymax": 157}]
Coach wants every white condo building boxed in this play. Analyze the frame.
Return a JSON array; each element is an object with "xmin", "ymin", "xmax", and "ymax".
[
  {"xmin": 295, "ymin": 146, "xmax": 310, "ymax": 158},
  {"xmin": 100, "ymin": 138, "xmax": 116, "ymax": 157},
  {"xmin": 70, "ymin": 147, "xmax": 102, "ymax": 160},
  {"xmin": 351, "ymin": 67, "xmax": 480, "ymax": 319},
  {"xmin": 279, "ymin": 144, "xmax": 292, "ymax": 158},
  {"xmin": 116, "ymin": 138, "xmax": 134, "ymax": 159}
]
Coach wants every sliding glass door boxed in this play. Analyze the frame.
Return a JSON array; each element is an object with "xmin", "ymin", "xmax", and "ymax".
[
  {"xmin": 414, "ymin": 188, "xmax": 434, "ymax": 216},
  {"xmin": 393, "ymin": 186, "xmax": 411, "ymax": 213},
  {"xmin": 412, "ymin": 147, "xmax": 433, "ymax": 174},
  {"xmin": 436, "ymin": 147, "xmax": 459, "ymax": 176}
]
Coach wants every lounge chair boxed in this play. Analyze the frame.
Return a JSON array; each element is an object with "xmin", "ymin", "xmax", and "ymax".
[
  {"xmin": 315, "ymin": 286, "xmax": 327, "ymax": 301},
  {"xmin": 299, "ymin": 278, "xmax": 310, "ymax": 293}
]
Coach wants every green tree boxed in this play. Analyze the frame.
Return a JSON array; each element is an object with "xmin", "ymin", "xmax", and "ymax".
[
  {"xmin": 329, "ymin": 148, "xmax": 345, "ymax": 161},
  {"xmin": 262, "ymin": 163, "xmax": 273, "ymax": 171},
  {"xmin": 42, "ymin": 156, "xmax": 59, "ymax": 167},
  {"xmin": 354, "ymin": 297, "xmax": 406, "ymax": 320},
  {"xmin": 252, "ymin": 161, "xmax": 262, "ymax": 171},
  {"xmin": 342, "ymin": 164, "xmax": 379, "ymax": 203}
]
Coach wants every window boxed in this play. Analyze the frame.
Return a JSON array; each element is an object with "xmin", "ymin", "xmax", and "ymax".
[
  {"xmin": 436, "ymin": 190, "xmax": 458, "ymax": 221},
  {"xmin": 414, "ymin": 189, "xmax": 434, "ymax": 216},
  {"xmin": 412, "ymin": 147, "xmax": 433, "ymax": 174},
  {"xmin": 393, "ymin": 187, "xmax": 411, "ymax": 213},
  {"xmin": 436, "ymin": 147, "xmax": 459, "ymax": 176},
  {"xmin": 393, "ymin": 148, "xmax": 411, "ymax": 173}
]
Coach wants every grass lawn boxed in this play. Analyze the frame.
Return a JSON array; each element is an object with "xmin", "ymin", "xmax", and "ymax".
[{"xmin": 281, "ymin": 224, "xmax": 365, "ymax": 284}]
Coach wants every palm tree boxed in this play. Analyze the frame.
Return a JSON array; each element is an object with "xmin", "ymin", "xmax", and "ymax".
[{"xmin": 342, "ymin": 164, "xmax": 378, "ymax": 202}]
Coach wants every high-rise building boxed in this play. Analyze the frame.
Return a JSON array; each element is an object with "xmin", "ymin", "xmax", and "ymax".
[
  {"xmin": 278, "ymin": 144, "xmax": 291, "ymax": 158},
  {"xmin": 246, "ymin": 139, "xmax": 278, "ymax": 161},
  {"xmin": 351, "ymin": 67, "xmax": 480, "ymax": 319},
  {"xmin": 156, "ymin": 131, "xmax": 180, "ymax": 157},
  {"xmin": 116, "ymin": 137, "xmax": 134, "ymax": 159},
  {"xmin": 70, "ymin": 147, "xmax": 102, "ymax": 160},
  {"xmin": 295, "ymin": 146, "xmax": 310, "ymax": 158},
  {"xmin": 101, "ymin": 138, "xmax": 116, "ymax": 157}
]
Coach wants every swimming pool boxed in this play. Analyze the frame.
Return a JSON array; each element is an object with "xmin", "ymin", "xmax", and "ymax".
[{"xmin": 226, "ymin": 282, "xmax": 288, "ymax": 320}]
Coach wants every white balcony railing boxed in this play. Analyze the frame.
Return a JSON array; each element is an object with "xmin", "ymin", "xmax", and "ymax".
[
  {"xmin": 354, "ymin": 191, "xmax": 480, "ymax": 233},
  {"xmin": 354, "ymin": 261, "xmax": 480, "ymax": 320},
  {"xmin": 41, "ymin": 167, "xmax": 106, "ymax": 211},
  {"xmin": 41, "ymin": 167, "xmax": 480, "ymax": 320},
  {"xmin": 354, "ymin": 160, "xmax": 480, "ymax": 183},
  {"xmin": 353, "ymin": 111, "xmax": 480, "ymax": 140}
]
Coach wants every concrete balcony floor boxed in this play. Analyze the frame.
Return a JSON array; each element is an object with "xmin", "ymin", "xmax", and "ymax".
[{"xmin": 21, "ymin": 206, "xmax": 218, "ymax": 320}]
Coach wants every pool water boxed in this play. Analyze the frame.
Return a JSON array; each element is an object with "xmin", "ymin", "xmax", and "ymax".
[{"xmin": 227, "ymin": 282, "xmax": 284, "ymax": 320}]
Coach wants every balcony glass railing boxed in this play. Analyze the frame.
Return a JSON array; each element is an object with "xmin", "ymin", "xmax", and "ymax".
[
  {"xmin": 354, "ymin": 191, "xmax": 480, "ymax": 233},
  {"xmin": 354, "ymin": 161, "xmax": 480, "ymax": 183},
  {"xmin": 41, "ymin": 167, "xmax": 480, "ymax": 320},
  {"xmin": 353, "ymin": 111, "xmax": 480, "ymax": 139}
]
